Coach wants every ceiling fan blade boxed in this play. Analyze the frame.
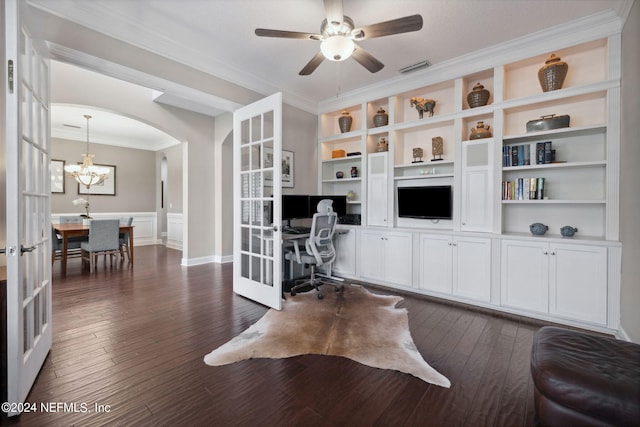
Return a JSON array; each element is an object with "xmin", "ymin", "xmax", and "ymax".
[
  {"xmin": 351, "ymin": 45, "xmax": 384, "ymax": 73},
  {"xmin": 299, "ymin": 52, "xmax": 325, "ymax": 75},
  {"xmin": 255, "ymin": 28, "xmax": 321, "ymax": 40},
  {"xmin": 354, "ymin": 14, "xmax": 423, "ymax": 40},
  {"xmin": 323, "ymin": 0, "xmax": 344, "ymax": 26}
]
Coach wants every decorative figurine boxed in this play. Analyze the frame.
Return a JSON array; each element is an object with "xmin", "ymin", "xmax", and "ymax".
[
  {"xmin": 530, "ymin": 222, "xmax": 549, "ymax": 236},
  {"xmin": 376, "ymin": 137, "xmax": 388, "ymax": 152},
  {"xmin": 560, "ymin": 226, "xmax": 578, "ymax": 237},
  {"xmin": 409, "ymin": 97, "xmax": 436, "ymax": 119},
  {"xmin": 432, "ymin": 136, "xmax": 444, "ymax": 161},
  {"xmin": 351, "ymin": 166, "xmax": 358, "ymax": 178},
  {"xmin": 412, "ymin": 147, "xmax": 424, "ymax": 163}
]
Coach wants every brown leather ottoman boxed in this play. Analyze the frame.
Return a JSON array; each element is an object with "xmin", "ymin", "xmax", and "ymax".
[{"xmin": 530, "ymin": 326, "xmax": 640, "ymax": 426}]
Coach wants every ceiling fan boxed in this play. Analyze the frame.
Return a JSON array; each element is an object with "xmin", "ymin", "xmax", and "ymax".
[{"xmin": 255, "ymin": 0, "xmax": 423, "ymax": 75}]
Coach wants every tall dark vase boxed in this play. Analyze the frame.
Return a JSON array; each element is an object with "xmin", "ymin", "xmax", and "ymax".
[
  {"xmin": 538, "ymin": 54, "xmax": 568, "ymax": 92},
  {"xmin": 338, "ymin": 111, "xmax": 353, "ymax": 133},
  {"xmin": 467, "ymin": 82, "xmax": 490, "ymax": 108}
]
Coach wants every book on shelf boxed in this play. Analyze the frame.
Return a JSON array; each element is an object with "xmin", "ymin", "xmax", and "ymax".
[
  {"xmin": 503, "ymin": 144, "xmax": 534, "ymax": 167},
  {"xmin": 535, "ymin": 141, "xmax": 553, "ymax": 165},
  {"xmin": 502, "ymin": 176, "xmax": 546, "ymax": 200}
]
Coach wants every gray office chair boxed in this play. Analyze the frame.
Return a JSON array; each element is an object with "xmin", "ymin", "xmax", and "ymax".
[
  {"xmin": 286, "ymin": 199, "xmax": 342, "ymax": 299},
  {"xmin": 81, "ymin": 219, "xmax": 121, "ymax": 272},
  {"xmin": 119, "ymin": 217, "xmax": 133, "ymax": 261}
]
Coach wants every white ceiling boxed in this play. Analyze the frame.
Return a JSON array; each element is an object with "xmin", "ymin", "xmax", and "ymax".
[
  {"xmin": 30, "ymin": 0, "xmax": 632, "ymax": 150},
  {"xmin": 51, "ymin": 104, "xmax": 182, "ymax": 151}
]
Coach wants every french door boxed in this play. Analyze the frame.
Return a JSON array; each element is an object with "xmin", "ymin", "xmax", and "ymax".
[
  {"xmin": 3, "ymin": 0, "xmax": 52, "ymax": 415},
  {"xmin": 233, "ymin": 93, "xmax": 283, "ymax": 310}
]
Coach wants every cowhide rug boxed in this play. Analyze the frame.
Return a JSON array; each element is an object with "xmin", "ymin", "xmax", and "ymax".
[{"xmin": 204, "ymin": 284, "xmax": 450, "ymax": 388}]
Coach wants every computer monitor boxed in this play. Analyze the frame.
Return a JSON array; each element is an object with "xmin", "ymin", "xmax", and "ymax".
[
  {"xmin": 282, "ymin": 195, "xmax": 310, "ymax": 226},
  {"xmin": 308, "ymin": 195, "xmax": 347, "ymax": 217}
]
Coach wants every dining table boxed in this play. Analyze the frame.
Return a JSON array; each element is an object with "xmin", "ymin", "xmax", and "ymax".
[{"xmin": 53, "ymin": 223, "xmax": 134, "ymax": 274}]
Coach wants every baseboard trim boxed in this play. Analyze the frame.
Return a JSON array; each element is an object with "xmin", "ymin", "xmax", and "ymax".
[
  {"xmin": 213, "ymin": 255, "xmax": 233, "ymax": 264},
  {"xmin": 181, "ymin": 255, "xmax": 216, "ymax": 266}
]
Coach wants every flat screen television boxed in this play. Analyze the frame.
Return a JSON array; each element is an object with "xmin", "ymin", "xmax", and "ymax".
[
  {"xmin": 308, "ymin": 195, "xmax": 347, "ymax": 217},
  {"xmin": 397, "ymin": 185, "xmax": 452, "ymax": 220}
]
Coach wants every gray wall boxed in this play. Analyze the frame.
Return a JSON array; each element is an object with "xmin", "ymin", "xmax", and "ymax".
[
  {"xmin": 52, "ymin": 138, "xmax": 156, "ymax": 214},
  {"xmin": 620, "ymin": 0, "xmax": 640, "ymax": 342}
]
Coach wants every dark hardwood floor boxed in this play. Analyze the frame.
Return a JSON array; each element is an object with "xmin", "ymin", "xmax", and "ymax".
[{"xmin": 4, "ymin": 245, "xmax": 546, "ymax": 426}]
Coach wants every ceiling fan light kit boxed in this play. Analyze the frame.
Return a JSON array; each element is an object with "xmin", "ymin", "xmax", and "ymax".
[
  {"xmin": 321, "ymin": 35, "xmax": 354, "ymax": 61},
  {"xmin": 254, "ymin": 0, "xmax": 423, "ymax": 75}
]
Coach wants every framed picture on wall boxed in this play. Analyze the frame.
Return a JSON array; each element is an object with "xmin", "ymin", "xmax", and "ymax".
[
  {"xmin": 51, "ymin": 159, "xmax": 65, "ymax": 193},
  {"xmin": 78, "ymin": 164, "xmax": 117, "ymax": 195},
  {"xmin": 264, "ymin": 148, "xmax": 294, "ymax": 188},
  {"xmin": 281, "ymin": 150, "xmax": 294, "ymax": 188}
]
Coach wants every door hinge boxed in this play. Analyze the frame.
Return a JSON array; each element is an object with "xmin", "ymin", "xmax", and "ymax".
[{"xmin": 8, "ymin": 60, "xmax": 14, "ymax": 94}]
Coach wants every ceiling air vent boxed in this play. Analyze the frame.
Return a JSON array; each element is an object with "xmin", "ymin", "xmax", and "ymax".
[
  {"xmin": 399, "ymin": 60, "xmax": 431, "ymax": 74},
  {"xmin": 63, "ymin": 123, "xmax": 81, "ymax": 128}
]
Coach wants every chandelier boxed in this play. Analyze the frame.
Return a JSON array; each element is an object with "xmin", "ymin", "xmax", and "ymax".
[{"xmin": 64, "ymin": 114, "xmax": 109, "ymax": 189}]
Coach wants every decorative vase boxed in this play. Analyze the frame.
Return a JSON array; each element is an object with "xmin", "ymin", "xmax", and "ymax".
[
  {"xmin": 338, "ymin": 111, "xmax": 353, "ymax": 133},
  {"xmin": 82, "ymin": 218, "xmax": 92, "ymax": 226},
  {"xmin": 373, "ymin": 108, "xmax": 388, "ymax": 127},
  {"xmin": 351, "ymin": 166, "xmax": 358, "ymax": 178},
  {"xmin": 467, "ymin": 82, "xmax": 490, "ymax": 108},
  {"xmin": 376, "ymin": 137, "xmax": 388, "ymax": 152},
  {"xmin": 538, "ymin": 54, "xmax": 568, "ymax": 92},
  {"xmin": 530, "ymin": 222, "xmax": 548, "ymax": 236},
  {"xmin": 560, "ymin": 226, "xmax": 578, "ymax": 237},
  {"xmin": 346, "ymin": 190, "xmax": 356, "ymax": 201},
  {"xmin": 469, "ymin": 121, "xmax": 492, "ymax": 140},
  {"xmin": 432, "ymin": 136, "xmax": 444, "ymax": 161},
  {"xmin": 336, "ymin": 171, "xmax": 344, "ymax": 179}
]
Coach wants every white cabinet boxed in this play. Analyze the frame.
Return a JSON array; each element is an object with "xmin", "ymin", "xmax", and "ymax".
[
  {"xmin": 332, "ymin": 227, "xmax": 356, "ymax": 277},
  {"xmin": 418, "ymin": 234, "xmax": 491, "ymax": 302},
  {"xmin": 549, "ymin": 243, "xmax": 607, "ymax": 325},
  {"xmin": 359, "ymin": 229, "xmax": 412, "ymax": 287},
  {"xmin": 501, "ymin": 239, "xmax": 607, "ymax": 325},
  {"xmin": 461, "ymin": 139, "xmax": 493, "ymax": 232},
  {"xmin": 418, "ymin": 234, "xmax": 453, "ymax": 294},
  {"xmin": 366, "ymin": 152, "xmax": 389, "ymax": 227}
]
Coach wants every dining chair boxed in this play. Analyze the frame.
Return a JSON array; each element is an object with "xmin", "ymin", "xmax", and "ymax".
[
  {"xmin": 59, "ymin": 216, "xmax": 83, "ymax": 223},
  {"xmin": 119, "ymin": 217, "xmax": 133, "ymax": 261},
  {"xmin": 58, "ymin": 215, "xmax": 89, "ymax": 245},
  {"xmin": 81, "ymin": 219, "xmax": 121, "ymax": 272},
  {"xmin": 51, "ymin": 225, "xmax": 83, "ymax": 265}
]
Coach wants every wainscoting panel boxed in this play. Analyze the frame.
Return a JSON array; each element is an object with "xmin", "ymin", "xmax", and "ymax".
[
  {"xmin": 166, "ymin": 213, "xmax": 183, "ymax": 251},
  {"xmin": 53, "ymin": 212, "xmax": 158, "ymax": 246}
]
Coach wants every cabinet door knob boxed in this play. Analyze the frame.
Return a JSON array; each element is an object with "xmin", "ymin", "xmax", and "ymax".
[
  {"xmin": 550, "ymin": 251, "xmax": 556, "ymax": 255},
  {"xmin": 543, "ymin": 251, "xmax": 548, "ymax": 255}
]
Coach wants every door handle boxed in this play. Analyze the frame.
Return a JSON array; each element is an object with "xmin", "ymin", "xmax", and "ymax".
[{"xmin": 21, "ymin": 244, "xmax": 36, "ymax": 254}]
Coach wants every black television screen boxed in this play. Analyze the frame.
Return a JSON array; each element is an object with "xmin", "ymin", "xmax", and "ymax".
[
  {"xmin": 308, "ymin": 195, "xmax": 347, "ymax": 217},
  {"xmin": 397, "ymin": 186, "xmax": 452, "ymax": 220},
  {"xmin": 282, "ymin": 195, "xmax": 310, "ymax": 221}
]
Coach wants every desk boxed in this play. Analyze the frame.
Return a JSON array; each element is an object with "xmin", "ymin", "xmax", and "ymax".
[{"xmin": 53, "ymin": 223, "xmax": 134, "ymax": 274}]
